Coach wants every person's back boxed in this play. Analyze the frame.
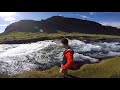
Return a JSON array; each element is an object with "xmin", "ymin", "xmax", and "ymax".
[
  {"xmin": 62, "ymin": 47, "xmax": 78, "ymax": 70},
  {"xmin": 59, "ymin": 38, "xmax": 79, "ymax": 78}
]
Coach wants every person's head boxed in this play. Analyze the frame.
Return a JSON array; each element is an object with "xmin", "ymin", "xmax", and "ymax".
[{"xmin": 60, "ymin": 38, "xmax": 69, "ymax": 48}]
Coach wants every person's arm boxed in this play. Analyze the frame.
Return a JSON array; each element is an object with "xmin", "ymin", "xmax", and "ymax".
[{"xmin": 61, "ymin": 51, "xmax": 73, "ymax": 70}]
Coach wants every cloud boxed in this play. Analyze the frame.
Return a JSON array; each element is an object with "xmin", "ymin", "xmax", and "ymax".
[
  {"xmin": 0, "ymin": 24, "xmax": 8, "ymax": 27},
  {"xmin": 100, "ymin": 22, "xmax": 120, "ymax": 28},
  {"xmin": 0, "ymin": 12, "xmax": 15, "ymax": 17},
  {"xmin": 10, "ymin": 21, "xmax": 15, "ymax": 24},
  {"xmin": 69, "ymin": 13, "xmax": 89, "ymax": 19},
  {"xmin": 58, "ymin": 14, "xmax": 63, "ymax": 16},
  {"xmin": 0, "ymin": 12, "xmax": 16, "ymax": 23},
  {"xmin": 80, "ymin": 15, "xmax": 88, "ymax": 19},
  {"xmin": 76, "ymin": 14, "xmax": 80, "ymax": 16},
  {"xmin": 4, "ymin": 17, "xmax": 16, "ymax": 21},
  {"xmin": 89, "ymin": 12, "xmax": 95, "ymax": 15},
  {"xmin": 103, "ymin": 12, "xmax": 112, "ymax": 13},
  {"xmin": 70, "ymin": 14, "xmax": 74, "ymax": 16}
]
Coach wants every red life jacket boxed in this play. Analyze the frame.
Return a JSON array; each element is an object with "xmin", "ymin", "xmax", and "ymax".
[{"xmin": 61, "ymin": 47, "xmax": 80, "ymax": 70}]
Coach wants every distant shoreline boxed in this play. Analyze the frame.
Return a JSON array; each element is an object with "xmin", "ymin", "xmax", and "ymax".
[
  {"xmin": 0, "ymin": 32, "xmax": 120, "ymax": 44},
  {"xmin": 1, "ymin": 36, "xmax": 120, "ymax": 44}
]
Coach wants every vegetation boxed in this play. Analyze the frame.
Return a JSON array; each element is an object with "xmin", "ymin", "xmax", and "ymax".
[
  {"xmin": 1, "ymin": 56, "xmax": 120, "ymax": 78},
  {"xmin": 0, "ymin": 31, "xmax": 120, "ymax": 78},
  {"xmin": 0, "ymin": 31, "xmax": 120, "ymax": 44}
]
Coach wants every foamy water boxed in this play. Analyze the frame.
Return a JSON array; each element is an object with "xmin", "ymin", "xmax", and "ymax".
[{"xmin": 0, "ymin": 39, "xmax": 120, "ymax": 75}]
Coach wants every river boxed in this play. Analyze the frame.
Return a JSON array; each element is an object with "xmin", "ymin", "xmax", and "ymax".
[{"xmin": 0, "ymin": 39, "xmax": 120, "ymax": 75}]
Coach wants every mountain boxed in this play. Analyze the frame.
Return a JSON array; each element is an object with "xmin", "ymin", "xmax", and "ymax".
[{"xmin": 4, "ymin": 16, "xmax": 120, "ymax": 35}]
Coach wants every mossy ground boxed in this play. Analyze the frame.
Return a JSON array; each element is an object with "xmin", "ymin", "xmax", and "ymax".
[
  {"xmin": 0, "ymin": 32, "xmax": 120, "ymax": 44},
  {"xmin": 1, "ymin": 56, "xmax": 120, "ymax": 78},
  {"xmin": 1, "ymin": 32, "xmax": 120, "ymax": 78}
]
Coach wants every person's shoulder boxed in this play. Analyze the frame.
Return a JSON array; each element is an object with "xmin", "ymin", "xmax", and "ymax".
[
  {"xmin": 66, "ymin": 49, "xmax": 74, "ymax": 54},
  {"xmin": 68, "ymin": 47, "xmax": 74, "ymax": 52}
]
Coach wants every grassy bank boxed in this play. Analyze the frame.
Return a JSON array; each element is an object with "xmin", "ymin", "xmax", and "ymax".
[
  {"xmin": 1, "ymin": 56, "xmax": 120, "ymax": 78},
  {"xmin": 0, "ymin": 32, "xmax": 120, "ymax": 44}
]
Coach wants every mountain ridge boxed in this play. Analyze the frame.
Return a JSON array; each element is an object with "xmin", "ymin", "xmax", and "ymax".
[{"xmin": 4, "ymin": 16, "xmax": 120, "ymax": 36}]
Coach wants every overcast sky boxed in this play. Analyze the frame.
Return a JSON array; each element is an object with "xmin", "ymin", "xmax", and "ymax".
[{"xmin": 0, "ymin": 12, "xmax": 120, "ymax": 33}]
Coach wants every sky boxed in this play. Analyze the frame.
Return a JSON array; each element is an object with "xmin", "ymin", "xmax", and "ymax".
[{"xmin": 0, "ymin": 12, "xmax": 120, "ymax": 33}]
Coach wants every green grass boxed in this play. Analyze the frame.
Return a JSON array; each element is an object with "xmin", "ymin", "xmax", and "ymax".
[
  {"xmin": 0, "ymin": 31, "xmax": 120, "ymax": 44},
  {"xmin": 70, "ymin": 56, "xmax": 120, "ymax": 78},
  {"xmin": 1, "ymin": 56, "xmax": 120, "ymax": 78},
  {"xmin": 1, "ymin": 31, "xmax": 120, "ymax": 78}
]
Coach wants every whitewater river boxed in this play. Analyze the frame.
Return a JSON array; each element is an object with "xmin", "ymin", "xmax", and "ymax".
[{"xmin": 0, "ymin": 39, "xmax": 120, "ymax": 75}]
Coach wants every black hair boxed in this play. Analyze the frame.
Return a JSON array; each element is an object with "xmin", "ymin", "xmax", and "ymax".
[{"xmin": 61, "ymin": 38, "xmax": 68, "ymax": 45}]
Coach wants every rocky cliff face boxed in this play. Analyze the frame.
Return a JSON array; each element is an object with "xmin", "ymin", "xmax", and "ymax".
[{"xmin": 4, "ymin": 16, "xmax": 120, "ymax": 35}]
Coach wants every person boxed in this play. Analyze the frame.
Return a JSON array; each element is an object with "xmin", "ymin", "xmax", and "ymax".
[{"xmin": 59, "ymin": 38, "xmax": 80, "ymax": 78}]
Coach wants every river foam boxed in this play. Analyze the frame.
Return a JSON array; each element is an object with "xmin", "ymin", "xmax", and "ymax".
[{"xmin": 0, "ymin": 39, "xmax": 120, "ymax": 75}]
